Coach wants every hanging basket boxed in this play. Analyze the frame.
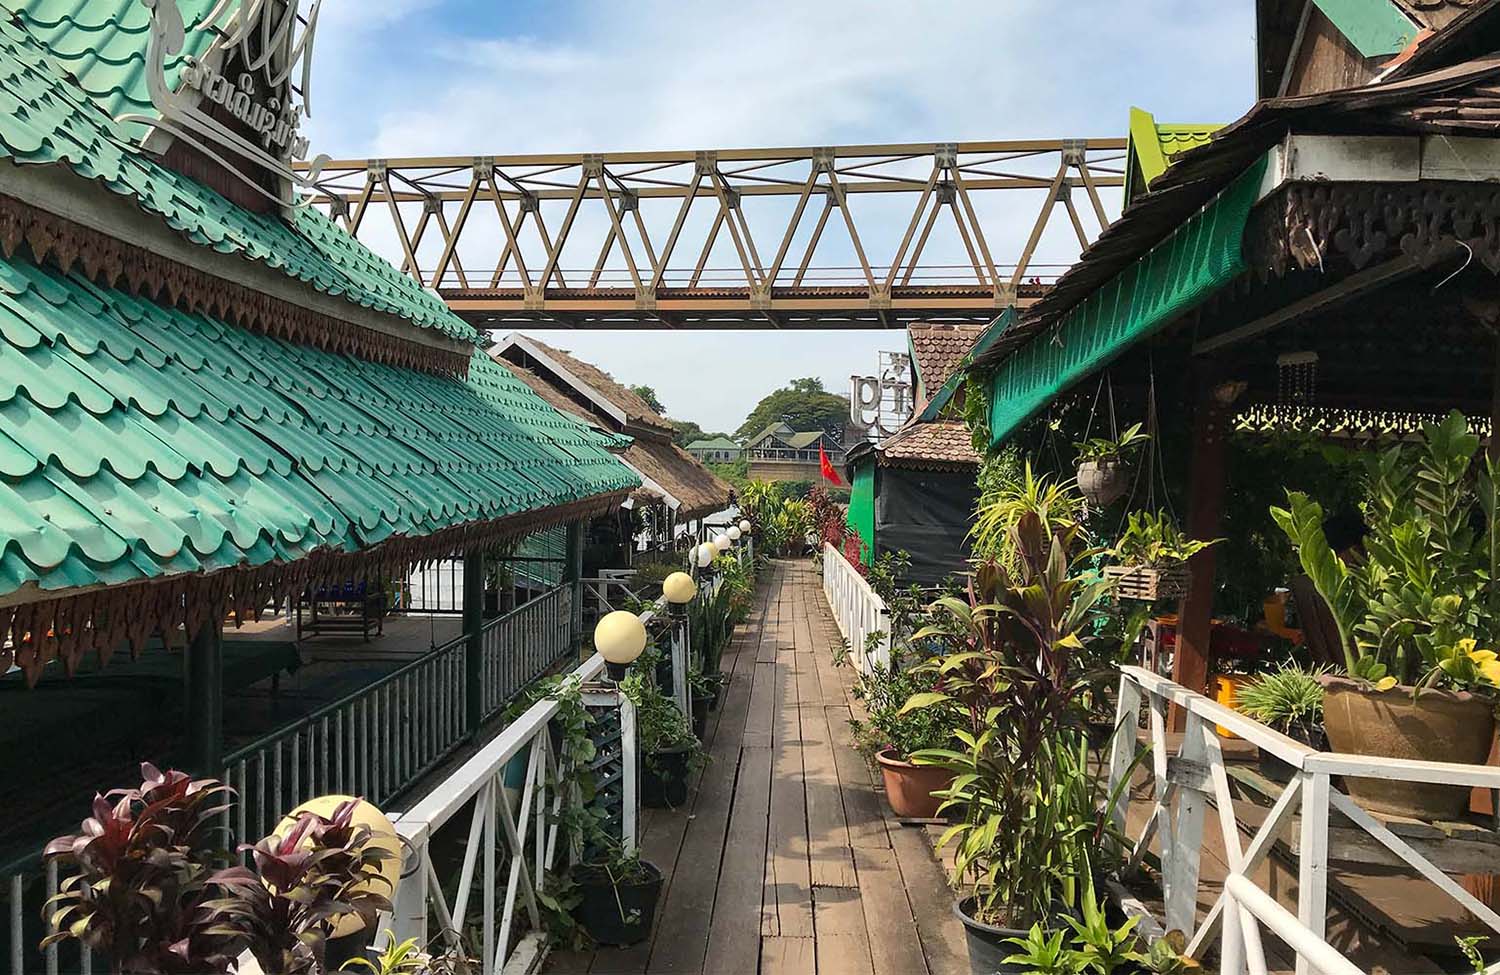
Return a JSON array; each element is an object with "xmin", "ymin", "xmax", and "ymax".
[
  {"xmin": 1076, "ymin": 459, "xmax": 1132, "ymax": 507},
  {"xmin": 1104, "ymin": 564, "xmax": 1190, "ymax": 602}
]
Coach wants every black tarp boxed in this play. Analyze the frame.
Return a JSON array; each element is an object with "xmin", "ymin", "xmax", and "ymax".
[{"xmin": 875, "ymin": 467, "xmax": 976, "ymax": 585}]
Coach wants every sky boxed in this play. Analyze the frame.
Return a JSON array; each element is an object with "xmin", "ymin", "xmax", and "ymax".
[{"xmin": 307, "ymin": 0, "xmax": 1260, "ymax": 432}]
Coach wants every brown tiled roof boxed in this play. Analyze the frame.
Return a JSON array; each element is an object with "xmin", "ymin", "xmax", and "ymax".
[
  {"xmin": 622, "ymin": 439, "xmax": 732, "ymax": 520},
  {"xmin": 519, "ymin": 337, "xmax": 675, "ymax": 434},
  {"xmin": 909, "ymin": 323, "xmax": 983, "ymax": 401},
  {"xmin": 875, "ymin": 420, "xmax": 981, "ymax": 471}
]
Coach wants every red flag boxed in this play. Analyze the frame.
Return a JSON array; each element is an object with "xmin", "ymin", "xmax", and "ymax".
[{"xmin": 819, "ymin": 444, "xmax": 845, "ymax": 486}]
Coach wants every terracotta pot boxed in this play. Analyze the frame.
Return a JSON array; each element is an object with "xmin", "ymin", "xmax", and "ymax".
[
  {"xmin": 1076, "ymin": 459, "xmax": 1130, "ymax": 507},
  {"xmin": 1321, "ymin": 675, "xmax": 1496, "ymax": 821},
  {"xmin": 876, "ymin": 748, "xmax": 955, "ymax": 820}
]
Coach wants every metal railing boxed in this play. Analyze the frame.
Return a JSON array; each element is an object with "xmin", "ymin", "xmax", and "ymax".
[
  {"xmin": 821, "ymin": 542, "xmax": 890, "ymax": 672},
  {"xmin": 1107, "ymin": 665, "xmax": 1500, "ymax": 975},
  {"xmin": 478, "ymin": 586, "xmax": 573, "ymax": 715},
  {"xmin": 6, "ymin": 583, "xmax": 581, "ymax": 975},
  {"xmin": 389, "ymin": 601, "xmax": 661, "ymax": 975}
]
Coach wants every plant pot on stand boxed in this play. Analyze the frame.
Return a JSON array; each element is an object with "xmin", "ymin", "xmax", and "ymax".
[
  {"xmin": 1321, "ymin": 675, "xmax": 1496, "ymax": 820},
  {"xmin": 875, "ymin": 748, "xmax": 955, "ymax": 820},
  {"xmin": 641, "ymin": 742, "xmax": 693, "ymax": 808},
  {"xmin": 573, "ymin": 860, "xmax": 665, "ymax": 946}
]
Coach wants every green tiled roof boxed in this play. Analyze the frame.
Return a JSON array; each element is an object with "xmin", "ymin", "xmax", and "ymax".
[
  {"xmin": 1125, "ymin": 107, "xmax": 1223, "ymax": 202},
  {"xmin": 0, "ymin": 9, "xmax": 477, "ymax": 345},
  {"xmin": 11, "ymin": 0, "xmax": 221, "ymax": 142},
  {"xmin": 0, "ymin": 246, "xmax": 637, "ymax": 598}
]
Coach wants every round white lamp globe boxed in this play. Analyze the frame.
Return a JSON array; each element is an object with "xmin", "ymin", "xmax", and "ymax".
[
  {"xmin": 714, "ymin": 533, "xmax": 731, "ymax": 549},
  {"xmin": 663, "ymin": 571, "xmax": 698, "ymax": 605},
  {"xmin": 695, "ymin": 544, "xmax": 715, "ymax": 568},
  {"xmin": 739, "ymin": 519, "xmax": 752, "ymax": 535},
  {"xmin": 595, "ymin": 610, "xmax": 648, "ymax": 679},
  {"xmin": 727, "ymin": 525, "xmax": 742, "ymax": 541}
]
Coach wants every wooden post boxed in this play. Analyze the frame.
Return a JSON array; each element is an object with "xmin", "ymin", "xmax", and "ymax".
[
  {"xmin": 185, "ymin": 621, "xmax": 224, "ymax": 773},
  {"xmin": 565, "ymin": 520, "xmax": 584, "ymax": 652},
  {"xmin": 1490, "ymin": 336, "xmax": 1500, "ymax": 466},
  {"xmin": 464, "ymin": 548, "xmax": 486, "ymax": 737},
  {"xmin": 1171, "ymin": 370, "xmax": 1232, "ymax": 728}
]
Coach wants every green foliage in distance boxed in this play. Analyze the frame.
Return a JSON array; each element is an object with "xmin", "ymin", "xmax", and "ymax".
[{"xmin": 735, "ymin": 377, "xmax": 849, "ymax": 440}]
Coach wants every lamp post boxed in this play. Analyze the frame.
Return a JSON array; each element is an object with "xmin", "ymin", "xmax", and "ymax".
[
  {"xmin": 595, "ymin": 609, "xmax": 647, "ymax": 682},
  {"xmin": 662, "ymin": 571, "xmax": 698, "ymax": 715}
]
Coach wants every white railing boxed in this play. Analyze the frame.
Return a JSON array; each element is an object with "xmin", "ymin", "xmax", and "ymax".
[
  {"xmin": 1107, "ymin": 665, "xmax": 1500, "ymax": 975},
  {"xmin": 388, "ymin": 602, "xmax": 660, "ymax": 975},
  {"xmin": 821, "ymin": 542, "xmax": 890, "ymax": 672}
]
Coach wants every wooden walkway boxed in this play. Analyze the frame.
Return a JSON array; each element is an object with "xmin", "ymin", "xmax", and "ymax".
[{"xmin": 548, "ymin": 560, "xmax": 966, "ymax": 975}]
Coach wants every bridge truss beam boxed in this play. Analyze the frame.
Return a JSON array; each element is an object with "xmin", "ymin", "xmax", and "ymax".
[{"xmin": 302, "ymin": 138, "xmax": 1125, "ymax": 329}]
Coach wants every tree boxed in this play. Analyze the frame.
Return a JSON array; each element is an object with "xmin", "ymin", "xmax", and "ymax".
[
  {"xmin": 629, "ymin": 384, "xmax": 665, "ymax": 415},
  {"xmin": 670, "ymin": 418, "xmax": 706, "ymax": 446},
  {"xmin": 736, "ymin": 377, "xmax": 849, "ymax": 440}
]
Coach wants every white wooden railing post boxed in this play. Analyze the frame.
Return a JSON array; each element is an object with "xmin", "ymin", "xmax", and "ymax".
[
  {"xmin": 1106, "ymin": 673, "xmax": 1143, "ymax": 851},
  {"xmin": 1294, "ymin": 771, "xmax": 1330, "ymax": 975},
  {"xmin": 1166, "ymin": 712, "xmax": 1208, "ymax": 938},
  {"xmin": 390, "ymin": 819, "xmax": 430, "ymax": 945},
  {"xmin": 669, "ymin": 606, "xmax": 690, "ymax": 716}
]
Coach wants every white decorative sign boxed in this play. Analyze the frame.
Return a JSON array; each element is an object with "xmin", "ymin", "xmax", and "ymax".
[
  {"xmin": 849, "ymin": 351, "xmax": 913, "ymax": 439},
  {"xmin": 127, "ymin": 0, "xmax": 331, "ymax": 207}
]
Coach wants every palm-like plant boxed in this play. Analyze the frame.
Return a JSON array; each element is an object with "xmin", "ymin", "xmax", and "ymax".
[
  {"xmin": 903, "ymin": 513, "xmax": 1125, "ymax": 926},
  {"xmin": 969, "ymin": 462, "xmax": 1086, "ymax": 573},
  {"xmin": 43, "ymin": 764, "xmax": 237, "ymax": 974},
  {"xmin": 202, "ymin": 800, "xmax": 396, "ymax": 975}
]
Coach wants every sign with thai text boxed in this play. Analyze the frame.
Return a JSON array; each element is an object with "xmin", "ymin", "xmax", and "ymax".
[
  {"xmin": 849, "ymin": 351, "xmax": 913, "ymax": 439},
  {"xmin": 130, "ymin": 0, "xmax": 330, "ymax": 207}
]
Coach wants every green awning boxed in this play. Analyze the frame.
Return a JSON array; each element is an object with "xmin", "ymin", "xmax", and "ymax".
[
  {"xmin": 987, "ymin": 156, "xmax": 1268, "ymax": 447},
  {"xmin": 846, "ymin": 460, "xmax": 876, "ymax": 563}
]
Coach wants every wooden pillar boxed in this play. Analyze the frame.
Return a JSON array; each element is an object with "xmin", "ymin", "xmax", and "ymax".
[
  {"xmin": 565, "ymin": 520, "xmax": 584, "ymax": 651},
  {"xmin": 185, "ymin": 621, "xmax": 224, "ymax": 773},
  {"xmin": 1172, "ymin": 371, "xmax": 1232, "ymax": 727},
  {"xmin": 464, "ymin": 548, "xmax": 486, "ymax": 737}
]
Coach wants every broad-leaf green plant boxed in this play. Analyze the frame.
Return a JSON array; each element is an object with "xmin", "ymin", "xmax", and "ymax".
[{"xmin": 1271, "ymin": 411, "xmax": 1500, "ymax": 693}]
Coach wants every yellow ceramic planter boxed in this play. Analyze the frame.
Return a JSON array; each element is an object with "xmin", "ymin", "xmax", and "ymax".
[{"xmin": 1214, "ymin": 674, "xmax": 1250, "ymax": 739}]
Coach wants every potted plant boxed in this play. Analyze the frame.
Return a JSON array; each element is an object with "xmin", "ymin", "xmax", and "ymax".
[
  {"xmin": 1273, "ymin": 410, "xmax": 1500, "ymax": 820},
  {"xmin": 1104, "ymin": 510, "xmax": 1220, "ymax": 602},
  {"xmin": 623, "ymin": 648, "xmax": 704, "ymax": 808},
  {"xmin": 571, "ymin": 842, "xmax": 665, "ymax": 947},
  {"xmin": 688, "ymin": 665, "xmax": 719, "ymax": 740},
  {"xmin": 850, "ymin": 660, "xmax": 959, "ymax": 819},
  {"xmin": 904, "ymin": 510, "xmax": 1128, "ymax": 975},
  {"xmin": 1236, "ymin": 663, "xmax": 1329, "ymax": 782},
  {"xmin": 1073, "ymin": 423, "xmax": 1148, "ymax": 507}
]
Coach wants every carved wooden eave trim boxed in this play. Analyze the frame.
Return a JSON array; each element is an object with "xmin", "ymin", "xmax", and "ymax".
[
  {"xmin": 0, "ymin": 160, "xmax": 474, "ymax": 375},
  {"xmin": 0, "ymin": 490, "xmax": 628, "ymax": 686}
]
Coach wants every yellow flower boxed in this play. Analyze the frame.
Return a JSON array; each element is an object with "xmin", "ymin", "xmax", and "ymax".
[
  {"xmin": 1481, "ymin": 661, "xmax": 1500, "ymax": 687},
  {"xmin": 1373, "ymin": 676, "xmax": 1398, "ymax": 692},
  {"xmin": 1470, "ymin": 649, "xmax": 1498, "ymax": 665},
  {"xmin": 1457, "ymin": 637, "xmax": 1479, "ymax": 654}
]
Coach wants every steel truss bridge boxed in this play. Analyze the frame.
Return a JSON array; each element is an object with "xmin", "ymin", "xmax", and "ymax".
[{"xmin": 304, "ymin": 138, "xmax": 1125, "ymax": 329}]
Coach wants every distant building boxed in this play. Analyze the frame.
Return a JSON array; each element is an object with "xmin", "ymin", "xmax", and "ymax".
[
  {"xmin": 686, "ymin": 437, "xmax": 742, "ymax": 463},
  {"xmin": 744, "ymin": 422, "xmax": 845, "ymax": 483}
]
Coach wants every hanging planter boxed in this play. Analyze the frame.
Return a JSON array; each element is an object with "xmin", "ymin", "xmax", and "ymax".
[
  {"xmin": 1073, "ymin": 423, "xmax": 1149, "ymax": 508},
  {"xmin": 1102, "ymin": 563, "xmax": 1189, "ymax": 601},
  {"xmin": 1076, "ymin": 459, "xmax": 1132, "ymax": 507}
]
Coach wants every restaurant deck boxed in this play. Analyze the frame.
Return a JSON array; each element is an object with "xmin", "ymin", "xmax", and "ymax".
[{"xmin": 547, "ymin": 559, "xmax": 968, "ymax": 975}]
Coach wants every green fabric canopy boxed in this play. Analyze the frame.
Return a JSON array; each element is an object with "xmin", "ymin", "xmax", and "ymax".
[
  {"xmin": 988, "ymin": 156, "xmax": 1268, "ymax": 447},
  {"xmin": 846, "ymin": 461, "xmax": 876, "ymax": 563}
]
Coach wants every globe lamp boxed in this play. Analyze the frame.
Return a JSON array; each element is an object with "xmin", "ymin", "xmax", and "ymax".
[
  {"xmin": 596, "ymin": 609, "xmax": 648, "ymax": 680},
  {"xmin": 727, "ymin": 525, "xmax": 742, "ymax": 541},
  {"xmin": 739, "ymin": 519, "xmax": 752, "ymax": 535},
  {"xmin": 695, "ymin": 543, "xmax": 716, "ymax": 568},
  {"xmin": 663, "ymin": 571, "xmax": 698, "ymax": 606},
  {"xmin": 714, "ymin": 533, "xmax": 731, "ymax": 549}
]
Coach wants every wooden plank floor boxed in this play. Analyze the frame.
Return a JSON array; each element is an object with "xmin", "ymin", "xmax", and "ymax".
[{"xmin": 547, "ymin": 560, "xmax": 965, "ymax": 975}]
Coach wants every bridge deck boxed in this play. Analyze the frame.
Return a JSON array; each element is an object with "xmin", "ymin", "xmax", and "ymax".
[{"xmin": 548, "ymin": 559, "xmax": 965, "ymax": 975}]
